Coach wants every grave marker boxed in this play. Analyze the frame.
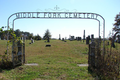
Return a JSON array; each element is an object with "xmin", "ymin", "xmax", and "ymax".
[
  {"xmin": 86, "ymin": 37, "xmax": 89, "ymax": 44},
  {"xmin": 88, "ymin": 40, "xmax": 95, "ymax": 68},
  {"xmin": 59, "ymin": 34, "xmax": 61, "ymax": 40},
  {"xmin": 83, "ymin": 30, "xmax": 85, "ymax": 40},
  {"xmin": 47, "ymin": 36, "xmax": 50, "ymax": 42},
  {"xmin": 62, "ymin": 38, "xmax": 64, "ymax": 41}
]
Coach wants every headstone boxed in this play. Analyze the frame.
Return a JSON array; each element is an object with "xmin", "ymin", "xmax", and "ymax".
[
  {"xmin": 46, "ymin": 44, "xmax": 51, "ymax": 47},
  {"xmin": 88, "ymin": 35, "xmax": 90, "ymax": 40},
  {"xmin": 71, "ymin": 36, "xmax": 74, "ymax": 41},
  {"xmin": 59, "ymin": 34, "xmax": 61, "ymax": 40},
  {"xmin": 83, "ymin": 30, "xmax": 85, "ymax": 40},
  {"xmin": 91, "ymin": 34, "xmax": 94, "ymax": 39},
  {"xmin": 76, "ymin": 37, "xmax": 78, "ymax": 40},
  {"xmin": 47, "ymin": 36, "xmax": 50, "ymax": 42},
  {"xmin": 62, "ymin": 38, "xmax": 64, "ymax": 41},
  {"xmin": 91, "ymin": 34, "xmax": 94, "ymax": 42},
  {"xmin": 32, "ymin": 39, "xmax": 34, "ymax": 43},
  {"xmin": 86, "ymin": 37, "xmax": 89, "ymax": 44},
  {"xmin": 79, "ymin": 37, "xmax": 81, "ymax": 41},
  {"xmin": 31, "ymin": 38, "xmax": 34, "ymax": 43}
]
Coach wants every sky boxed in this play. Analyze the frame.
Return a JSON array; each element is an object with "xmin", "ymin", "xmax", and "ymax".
[{"xmin": 0, "ymin": 0, "xmax": 120, "ymax": 39}]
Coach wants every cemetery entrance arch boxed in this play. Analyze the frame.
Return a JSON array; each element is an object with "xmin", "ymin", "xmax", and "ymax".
[{"xmin": 7, "ymin": 9, "xmax": 105, "ymax": 66}]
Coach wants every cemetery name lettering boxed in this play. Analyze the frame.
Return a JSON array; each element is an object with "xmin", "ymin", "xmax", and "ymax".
[{"xmin": 16, "ymin": 12, "xmax": 98, "ymax": 19}]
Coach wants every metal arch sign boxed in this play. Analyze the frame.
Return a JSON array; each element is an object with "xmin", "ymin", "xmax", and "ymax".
[
  {"xmin": 8, "ymin": 12, "xmax": 105, "ymax": 37},
  {"xmin": 15, "ymin": 12, "xmax": 99, "ymax": 19}
]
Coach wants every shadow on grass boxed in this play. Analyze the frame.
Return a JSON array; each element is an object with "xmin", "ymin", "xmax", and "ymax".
[
  {"xmin": 0, "ymin": 61, "xmax": 22, "ymax": 73},
  {"xmin": 0, "ymin": 61, "xmax": 13, "ymax": 73},
  {"xmin": 88, "ymin": 67, "xmax": 102, "ymax": 80}
]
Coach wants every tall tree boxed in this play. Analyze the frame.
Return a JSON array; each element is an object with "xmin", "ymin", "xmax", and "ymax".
[
  {"xmin": 111, "ymin": 13, "xmax": 120, "ymax": 47},
  {"xmin": 28, "ymin": 33, "xmax": 33, "ymax": 39},
  {"xmin": 35, "ymin": 34, "xmax": 41, "ymax": 40},
  {"xmin": 113, "ymin": 13, "xmax": 120, "ymax": 32},
  {"xmin": 43, "ymin": 29, "xmax": 51, "ymax": 40},
  {"xmin": 15, "ymin": 29, "xmax": 22, "ymax": 37}
]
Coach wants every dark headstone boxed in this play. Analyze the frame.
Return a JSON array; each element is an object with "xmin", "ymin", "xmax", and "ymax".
[
  {"xmin": 76, "ymin": 37, "xmax": 78, "ymax": 40},
  {"xmin": 91, "ymin": 34, "xmax": 94, "ymax": 42},
  {"xmin": 83, "ymin": 30, "xmax": 85, "ymax": 40},
  {"xmin": 79, "ymin": 37, "xmax": 81, "ymax": 41},
  {"xmin": 77, "ymin": 37, "xmax": 79, "ymax": 41},
  {"xmin": 46, "ymin": 44, "xmax": 51, "ymax": 47},
  {"xmin": 88, "ymin": 35, "xmax": 90, "ymax": 40},
  {"xmin": 59, "ymin": 34, "xmax": 61, "ymax": 40},
  {"xmin": 62, "ymin": 38, "xmax": 64, "ymax": 41},
  {"xmin": 71, "ymin": 36, "xmax": 74, "ymax": 41},
  {"xmin": 47, "ymin": 36, "xmax": 50, "ymax": 42},
  {"xmin": 86, "ymin": 37, "xmax": 89, "ymax": 44},
  {"xmin": 91, "ymin": 34, "xmax": 94, "ymax": 39}
]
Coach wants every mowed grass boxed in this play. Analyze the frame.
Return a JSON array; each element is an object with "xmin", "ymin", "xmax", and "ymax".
[{"xmin": 0, "ymin": 40, "xmax": 95, "ymax": 80}]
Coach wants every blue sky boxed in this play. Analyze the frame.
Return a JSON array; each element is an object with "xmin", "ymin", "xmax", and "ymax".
[{"xmin": 0, "ymin": 0, "xmax": 120, "ymax": 39}]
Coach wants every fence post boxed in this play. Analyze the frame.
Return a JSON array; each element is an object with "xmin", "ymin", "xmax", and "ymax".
[
  {"xmin": 88, "ymin": 40, "xmax": 96, "ymax": 70},
  {"xmin": 12, "ymin": 37, "xmax": 15, "ymax": 67},
  {"xmin": 23, "ymin": 35, "xmax": 25, "ymax": 63}
]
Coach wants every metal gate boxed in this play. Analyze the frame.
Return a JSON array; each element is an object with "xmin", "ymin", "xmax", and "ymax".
[{"xmin": 6, "ymin": 6, "xmax": 105, "ymax": 67}]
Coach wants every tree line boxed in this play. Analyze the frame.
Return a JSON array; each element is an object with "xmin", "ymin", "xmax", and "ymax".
[{"xmin": 0, "ymin": 28, "xmax": 51, "ymax": 40}]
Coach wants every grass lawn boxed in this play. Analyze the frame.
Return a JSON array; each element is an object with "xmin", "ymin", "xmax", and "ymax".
[{"xmin": 0, "ymin": 40, "xmax": 95, "ymax": 80}]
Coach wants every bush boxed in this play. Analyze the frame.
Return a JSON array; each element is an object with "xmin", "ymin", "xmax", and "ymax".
[
  {"xmin": 89, "ymin": 40, "xmax": 120, "ymax": 80},
  {"xmin": 0, "ymin": 55, "xmax": 13, "ymax": 69}
]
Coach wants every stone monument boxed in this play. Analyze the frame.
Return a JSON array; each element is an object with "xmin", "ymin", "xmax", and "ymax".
[
  {"xmin": 83, "ymin": 30, "xmax": 85, "ymax": 40},
  {"xmin": 59, "ymin": 34, "xmax": 61, "ymax": 40}
]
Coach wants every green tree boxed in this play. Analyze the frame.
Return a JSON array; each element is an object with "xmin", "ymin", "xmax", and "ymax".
[
  {"xmin": 112, "ymin": 13, "xmax": 120, "ymax": 37},
  {"xmin": 113, "ymin": 13, "xmax": 120, "ymax": 32},
  {"xmin": 111, "ymin": 13, "xmax": 120, "ymax": 47},
  {"xmin": 15, "ymin": 29, "xmax": 22, "ymax": 37},
  {"xmin": 43, "ymin": 29, "xmax": 51, "ymax": 40},
  {"xmin": 28, "ymin": 33, "xmax": 33, "ymax": 39},
  {"xmin": 34, "ymin": 34, "xmax": 42, "ymax": 40},
  {"xmin": 0, "ymin": 27, "xmax": 8, "ymax": 40}
]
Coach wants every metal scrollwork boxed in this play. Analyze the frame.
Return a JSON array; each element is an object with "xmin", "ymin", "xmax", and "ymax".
[
  {"xmin": 36, "ymin": 5, "xmax": 77, "ymax": 12},
  {"xmin": 36, "ymin": 9, "xmax": 42, "ymax": 12},
  {"xmin": 45, "ymin": 5, "xmax": 69, "ymax": 12},
  {"xmin": 54, "ymin": 5, "xmax": 60, "ymax": 10},
  {"xmin": 72, "ymin": 9, "xmax": 77, "ymax": 12}
]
